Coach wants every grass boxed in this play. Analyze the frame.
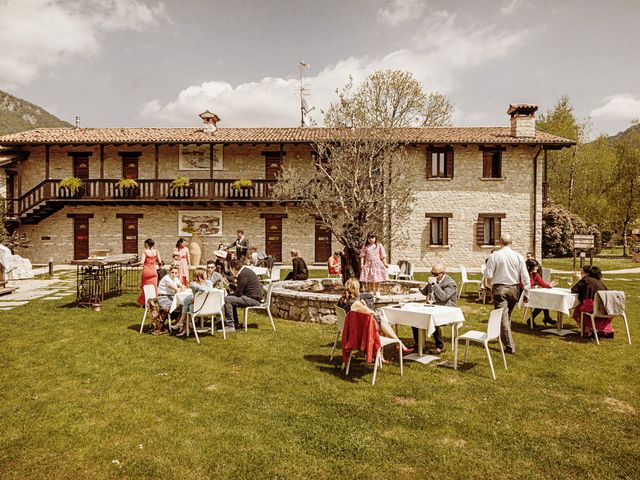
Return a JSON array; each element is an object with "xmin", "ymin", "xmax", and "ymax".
[{"xmin": 1, "ymin": 275, "xmax": 639, "ymax": 479}]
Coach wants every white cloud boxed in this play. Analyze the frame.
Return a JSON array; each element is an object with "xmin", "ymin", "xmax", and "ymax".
[
  {"xmin": 0, "ymin": 0, "xmax": 167, "ymax": 87},
  {"xmin": 590, "ymin": 94, "xmax": 640, "ymax": 122},
  {"xmin": 377, "ymin": 0, "xmax": 426, "ymax": 26},
  {"xmin": 141, "ymin": 10, "xmax": 530, "ymax": 127},
  {"xmin": 500, "ymin": 0, "xmax": 524, "ymax": 15}
]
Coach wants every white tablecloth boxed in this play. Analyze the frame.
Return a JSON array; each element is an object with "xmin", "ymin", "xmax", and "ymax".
[
  {"xmin": 517, "ymin": 287, "xmax": 579, "ymax": 315},
  {"xmin": 381, "ymin": 303, "xmax": 465, "ymax": 338},
  {"xmin": 246, "ymin": 266, "xmax": 268, "ymax": 276},
  {"xmin": 169, "ymin": 289, "xmax": 193, "ymax": 314}
]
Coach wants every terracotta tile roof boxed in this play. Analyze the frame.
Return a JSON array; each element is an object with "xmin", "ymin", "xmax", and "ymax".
[{"xmin": 0, "ymin": 126, "xmax": 575, "ymax": 146}]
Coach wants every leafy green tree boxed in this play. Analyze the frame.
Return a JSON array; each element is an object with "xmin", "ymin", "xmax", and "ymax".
[{"xmin": 324, "ymin": 70, "xmax": 454, "ymax": 128}]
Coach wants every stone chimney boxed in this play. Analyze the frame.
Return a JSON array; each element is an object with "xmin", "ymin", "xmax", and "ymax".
[
  {"xmin": 199, "ymin": 110, "xmax": 220, "ymax": 133},
  {"xmin": 75, "ymin": 116, "xmax": 81, "ymax": 129},
  {"xmin": 507, "ymin": 103, "xmax": 538, "ymax": 138}
]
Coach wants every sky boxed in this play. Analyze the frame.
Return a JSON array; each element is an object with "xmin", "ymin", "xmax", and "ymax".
[{"xmin": 1, "ymin": 0, "xmax": 639, "ymax": 137}]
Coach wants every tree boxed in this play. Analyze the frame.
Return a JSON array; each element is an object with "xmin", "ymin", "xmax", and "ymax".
[
  {"xmin": 608, "ymin": 120, "xmax": 640, "ymax": 256},
  {"xmin": 323, "ymin": 70, "xmax": 454, "ymax": 128},
  {"xmin": 537, "ymin": 95, "xmax": 590, "ymax": 211},
  {"xmin": 542, "ymin": 202, "xmax": 601, "ymax": 258}
]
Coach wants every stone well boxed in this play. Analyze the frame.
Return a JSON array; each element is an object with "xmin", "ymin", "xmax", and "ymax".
[{"xmin": 270, "ymin": 278, "xmax": 426, "ymax": 324}]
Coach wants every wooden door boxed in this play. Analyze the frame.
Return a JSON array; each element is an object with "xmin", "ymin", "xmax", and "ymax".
[
  {"xmin": 315, "ymin": 221, "xmax": 332, "ymax": 262},
  {"xmin": 73, "ymin": 217, "xmax": 90, "ymax": 260},
  {"xmin": 122, "ymin": 217, "xmax": 138, "ymax": 254},
  {"xmin": 5, "ymin": 172, "xmax": 15, "ymax": 215},
  {"xmin": 264, "ymin": 153, "xmax": 282, "ymax": 180},
  {"xmin": 265, "ymin": 217, "xmax": 283, "ymax": 262},
  {"xmin": 73, "ymin": 156, "xmax": 90, "ymax": 180},
  {"xmin": 122, "ymin": 156, "xmax": 139, "ymax": 179}
]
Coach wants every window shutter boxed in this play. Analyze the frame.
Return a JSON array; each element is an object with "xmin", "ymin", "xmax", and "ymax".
[
  {"xmin": 496, "ymin": 217, "xmax": 502, "ymax": 243},
  {"xmin": 425, "ymin": 148, "xmax": 432, "ymax": 179},
  {"xmin": 482, "ymin": 151, "xmax": 492, "ymax": 178},
  {"xmin": 495, "ymin": 151, "xmax": 502, "ymax": 178},
  {"xmin": 476, "ymin": 215, "xmax": 485, "ymax": 246},
  {"xmin": 446, "ymin": 149, "xmax": 454, "ymax": 179},
  {"xmin": 443, "ymin": 217, "xmax": 449, "ymax": 245}
]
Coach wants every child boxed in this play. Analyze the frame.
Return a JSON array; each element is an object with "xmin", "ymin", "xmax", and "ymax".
[{"xmin": 156, "ymin": 260, "xmax": 167, "ymax": 283}]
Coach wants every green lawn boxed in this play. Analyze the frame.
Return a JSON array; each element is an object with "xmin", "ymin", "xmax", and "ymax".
[
  {"xmin": 541, "ymin": 256, "xmax": 638, "ymax": 272},
  {"xmin": 1, "ymin": 276, "xmax": 639, "ymax": 479}
]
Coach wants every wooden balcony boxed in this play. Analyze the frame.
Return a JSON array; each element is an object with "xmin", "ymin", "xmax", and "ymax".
[{"xmin": 12, "ymin": 179, "xmax": 281, "ymax": 224}]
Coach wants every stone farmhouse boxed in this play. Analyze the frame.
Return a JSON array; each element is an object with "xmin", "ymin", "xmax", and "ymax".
[{"xmin": 0, "ymin": 104, "xmax": 574, "ymax": 267}]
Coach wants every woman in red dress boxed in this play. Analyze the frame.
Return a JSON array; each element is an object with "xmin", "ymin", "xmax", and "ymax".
[
  {"xmin": 137, "ymin": 238, "xmax": 161, "ymax": 305},
  {"xmin": 173, "ymin": 237, "xmax": 191, "ymax": 287}
]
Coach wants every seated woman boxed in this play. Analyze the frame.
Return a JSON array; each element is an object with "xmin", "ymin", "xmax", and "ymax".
[
  {"xmin": 337, "ymin": 278, "xmax": 412, "ymax": 362},
  {"xmin": 328, "ymin": 251, "xmax": 342, "ymax": 276},
  {"xmin": 174, "ymin": 267, "xmax": 213, "ymax": 336},
  {"xmin": 526, "ymin": 259, "xmax": 558, "ymax": 326},
  {"xmin": 157, "ymin": 265, "xmax": 184, "ymax": 316},
  {"xmin": 284, "ymin": 249, "xmax": 309, "ymax": 281},
  {"xmin": 571, "ymin": 265, "xmax": 614, "ymax": 338}
]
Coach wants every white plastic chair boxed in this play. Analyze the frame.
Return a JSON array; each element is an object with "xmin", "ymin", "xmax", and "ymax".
[
  {"xmin": 454, "ymin": 308, "xmax": 507, "ymax": 380},
  {"xmin": 244, "ymin": 283, "xmax": 276, "ymax": 331},
  {"xmin": 580, "ymin": 290, "xmax": 631, "ymax": 346},
  {"xmin": 345, "ymin": 331, "xmax": 404, "ymax": 386},
  {"xmin": 541, "ymin": 267, "xmax": 551, "ymax": 284},
  {"xmin": 458, "ymin": 266, "xmax": 482, "ymax": 299},
  {"xmin": 330, "ymin": 306, "xmax": 347, "ymax": 361},
  {"xmin": 187, "ymin": 289, "xmax": 227, "ymax": 342},
  {"xmin": 397, "ymin": 261, "xmax": 414, "ymax": 281},
  {"xmin": 387, "ymin": 264, "xmax": 401, "ymax": 279},
  {"xmin": 265, "ymin": 265, "xmax": 281, "ymax": 283},
  {"xmin": 139, "ymin": 284, "xmax": 157, "ymax": 333}
]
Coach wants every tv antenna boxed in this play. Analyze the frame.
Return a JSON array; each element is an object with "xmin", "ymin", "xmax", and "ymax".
[{"xmin": 299, "ymin": 60, "xmax": 314, "ymax": 127}]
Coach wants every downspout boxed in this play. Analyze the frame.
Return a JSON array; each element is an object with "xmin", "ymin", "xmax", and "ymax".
[{"xmin": 533, "ymin": 146, "xmax": 543, "ymax": 257}]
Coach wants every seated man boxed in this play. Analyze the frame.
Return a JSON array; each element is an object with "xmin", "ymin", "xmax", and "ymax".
[
  {"xmin": 223, "ymin": 259, "xmax": 263, "ymax": 332},
  {"xmin": 206, "ymin": 259, "xmax": 228, "ymax": 289},
  {"xmin": 413, "ymin": 263, "xmax": 457, "ymax": 354}
]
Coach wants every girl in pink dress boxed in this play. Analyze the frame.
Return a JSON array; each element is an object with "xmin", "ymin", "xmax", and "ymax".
[
  {"xmin": 173, "ymin": 238, "xmax": 191, "ymax": 287},
  {"xmin": 359, "ymin": 232, "xmax": 388, "ymax": 295},
  {"xmin": 136, "ymin": 238, "xmax": 161, "ymax": 305}
]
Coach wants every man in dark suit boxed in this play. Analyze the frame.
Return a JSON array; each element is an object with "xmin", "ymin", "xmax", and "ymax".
[
  {"xmin": 223, "ymin": 260, "xmax": 263, "ymax": 332},
  {"xmin": 413, "ymin": 263, "xmax": 457, "ymax": 354},
  {"xmin": 226, "ymin": 229, "xmax": 250, "ymax": 263}
]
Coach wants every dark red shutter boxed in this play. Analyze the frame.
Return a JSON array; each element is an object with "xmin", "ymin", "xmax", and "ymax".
[
  {"xmin": 495, "ymin": 151, "xmax": 502, "ymax": 178},
  {"xmin": 446, "ymin": 149, "xmax": 454, "ymax": 179},
  {"xmin": 443, "ymin": 217, "xmax": 449, "ymax": 245},
  {"xmin": 476, "ymin": 215, "xmax": 485, "ymax": 246},
  {"xmin": 482, "ymin": 152, "xmax": 492, "ymax": 178},
  {"xmin": 425, "ymin": 148, "xmax": 432, "ymax": 179}
]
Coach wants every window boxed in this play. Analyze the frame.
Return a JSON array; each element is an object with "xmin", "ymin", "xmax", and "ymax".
[
  {"xmin": 476, "ymin": 213, "xmax": 505, "ymax": 246},
  {"xmin": 482, "ymin": 149, "xmax": 502, "ymax": 178},
  {"xmin": 425, "ymin": 213, "xmax": 452, "ymax": 246},
  {"xmin": 426, "ymin": 147, "xmax": 453, "ymax": 179}
]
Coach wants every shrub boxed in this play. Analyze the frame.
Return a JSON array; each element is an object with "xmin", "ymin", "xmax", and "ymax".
[
  {"xmin": 117, "ymin": 178, "xmax": 139, "ymax": 189},
  {"xmin": 542, "ymin": 202, "xmax": 601, "ymax": 257},
  {"xmin": 57, "ymin": 176, "xmax": 84, "ymax": 194},
  {"xmin": 170, "ymin": 177, "xmax": 191, "ymax": 190},
  {"xmin": 231, "ymin": 179, "xmax": 253, "ymax": 190}
]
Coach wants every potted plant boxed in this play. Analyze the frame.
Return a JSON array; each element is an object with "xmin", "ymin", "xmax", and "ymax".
[
  {"xmin": 231, "ymin": 179, "xmax": 253, "ymax": 191},
  {"xmin": 169, "ymin": 176, "xmax": 193, "ymax": 198},
  {"xmin": 116, "ymin": 178, "xmax": 139, "ymax": 198},
  {"xmin": 57, "ymin": 176, "xmax": 84, "ymax": 198}
]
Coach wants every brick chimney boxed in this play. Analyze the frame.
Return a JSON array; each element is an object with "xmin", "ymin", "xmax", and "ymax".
[
  {"xmin": 199, "ymin": 110, "xmax": 220, "ymax": 133},
  {"xmin": 507, "ymin": 103, "xmax": 538, "ymax": 138}
]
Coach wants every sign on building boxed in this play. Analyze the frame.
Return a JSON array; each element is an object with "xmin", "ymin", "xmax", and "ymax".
[{"xmin": 179, "ymin": 144, "xmax": 223, "ymax": 170}]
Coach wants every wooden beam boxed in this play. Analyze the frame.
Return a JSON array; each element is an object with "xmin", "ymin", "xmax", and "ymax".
[
  {"xmin": 45, "ymin": 145, "xmax": 50, "ymax": 179},
  {"xmin": 209, "ymin": 143, "xmax": 214, "ymax": 179}
]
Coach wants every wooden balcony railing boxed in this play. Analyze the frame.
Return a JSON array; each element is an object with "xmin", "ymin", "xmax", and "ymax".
[{"xmin": 13, "ymin": 179, "xmax": 278, "ymax": 218}]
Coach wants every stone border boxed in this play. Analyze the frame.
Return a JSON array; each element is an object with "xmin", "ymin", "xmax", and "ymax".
[{"xmin": 270, "ymin": 278, "xmax": 426, "ymax": 324}]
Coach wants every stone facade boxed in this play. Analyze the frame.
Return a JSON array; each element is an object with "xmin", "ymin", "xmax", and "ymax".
[
  {"xmin": 6, "ymin": 138, "xmax": 545, "ymax": 267},
  {"xmin": 510, "ymin": 115, "xmax": 536, "ymax": 138}
]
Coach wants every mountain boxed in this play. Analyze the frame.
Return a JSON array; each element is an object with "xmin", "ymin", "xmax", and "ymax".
[
  {"xmin": 0, "ymin": 90, "xmax": 72, "ymax": 136},
  {"xmin": 608, "ymin": 122, "xmax": 640, "ymax": 143}
]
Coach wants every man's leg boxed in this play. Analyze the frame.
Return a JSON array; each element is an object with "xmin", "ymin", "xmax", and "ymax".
[
  {"xmin": 493, "ymin": 285, "xmax": 515, "ymax": 353},
  {"xmin": 224, "ymin": 295, "xmax": 242, "ymax": 330},
  {"xmin": 432, "ymin": 326, "xmax": 444, "ymax": 350}
]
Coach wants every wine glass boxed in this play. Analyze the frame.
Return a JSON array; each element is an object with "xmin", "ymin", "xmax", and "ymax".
[{"xmin": 427, "ymin": 291, "xmax": 435, "ymax": 306}]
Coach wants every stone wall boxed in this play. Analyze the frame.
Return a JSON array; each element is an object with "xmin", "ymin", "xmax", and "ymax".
[{"xmin": 391, "ymin": 145, "xmax": 540, "ymax": 266}]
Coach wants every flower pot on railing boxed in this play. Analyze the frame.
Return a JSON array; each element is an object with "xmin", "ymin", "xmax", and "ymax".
[
  {"xmin": 57, "ymin": 176, "xmax": 85, "ymax": 198},
  {"xmin": 230, "ymin": 179, "xmax": 254, "ymax": 197},
  {"xmin": 169, "ymin": 177, "xmax": 194, "ymax": 198},
  {"xmin": 116, "ymin": 179, "xmax": 140, "ymax": 199}
]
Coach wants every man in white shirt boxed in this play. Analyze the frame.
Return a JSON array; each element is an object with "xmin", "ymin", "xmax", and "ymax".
[{"xmin": 484, "ymin": 233, "xmax": 531, "ymax": 354}]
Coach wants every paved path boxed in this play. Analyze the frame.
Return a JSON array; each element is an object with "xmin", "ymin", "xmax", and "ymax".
[{"xmin": 0, "ymin": 269, "xmax": 76, "ymax": 310}]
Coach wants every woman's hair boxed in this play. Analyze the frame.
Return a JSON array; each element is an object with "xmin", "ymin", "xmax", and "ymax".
[
  {"xmin": 229, "ymin": 259, "xmax": 244, "ymax": 272},
  {"xmin": 290, "ymin": 248, "xmax": 300, "ymax": 257},
  {"xmin": 339, "ymin": 278, "xmax": 361, "ymax": 304},
  {"xmin": 587, "ymin": 265, "xmax": 603, "ymax": 280},
  {"xmin": 144, "ymin": 238, "xmax": 155, "ymax": 248},
  {"xmin": 169, "ymin": 264, "xmax": 179, "ymax": 273},
  {"xmin": 192, "ymin": 267, "xmax": 207, "ymax": 284},
  {"xmin": 176, "ymin": 238, "xmax": 186, "ymax": 249},
  {"xmin": 526, "ymin": 259, "xmax": 537, "ymax": 274},
  {"xmin": 333, "ymin": 251, "xmax": 341, "ymax": 256}
]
